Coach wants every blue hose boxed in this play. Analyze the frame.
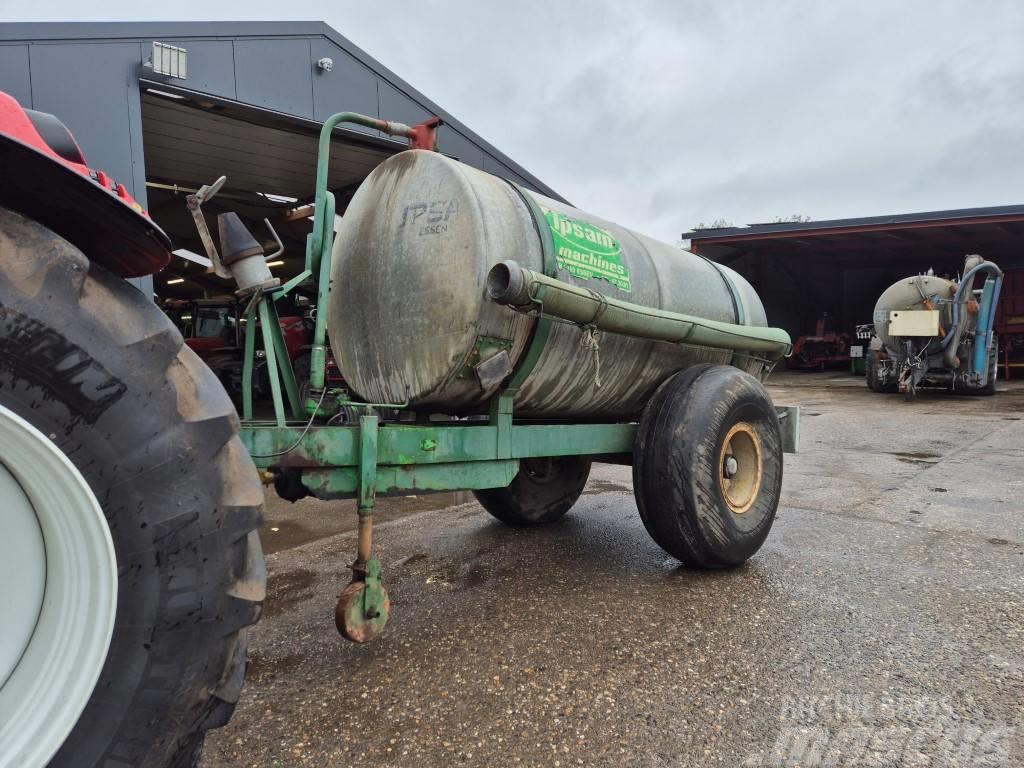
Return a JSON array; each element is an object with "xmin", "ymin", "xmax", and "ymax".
[
  {"xmin": 972, "ymin": 277, "xmax": 997, "ymax": 374},
  {"xmin": 940, "ymin": 261, "xmax": 1004, "ymax": 350}
]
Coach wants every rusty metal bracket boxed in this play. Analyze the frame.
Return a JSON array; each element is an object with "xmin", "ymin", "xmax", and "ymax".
[{"xmin": 456, "ymin": 335, "xmax": 514, "ymax": 380}]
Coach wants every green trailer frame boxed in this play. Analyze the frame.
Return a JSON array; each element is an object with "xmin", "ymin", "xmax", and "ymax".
[{"xmin": 235, "ymin": 111, "xmax": 797, "ymax": 642}]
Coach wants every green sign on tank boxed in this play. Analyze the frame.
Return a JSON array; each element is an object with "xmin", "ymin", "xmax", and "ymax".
[{"xmin": 541, "ymin": 205, "xmax": 631, "ymax": 292}]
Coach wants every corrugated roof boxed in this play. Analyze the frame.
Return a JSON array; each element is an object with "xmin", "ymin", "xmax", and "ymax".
[{"xmin": 685, "ymin": 203, "xmax": 1024, "ymax": 242}]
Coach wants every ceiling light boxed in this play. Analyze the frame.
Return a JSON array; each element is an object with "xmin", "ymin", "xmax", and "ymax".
[
  {"xmin": 266, "ymin": 260, "xmax": 284, "ymax": 268},
  {"xmin": 166, "ymin": 277, "xmax": 185, "ymax": 285}
]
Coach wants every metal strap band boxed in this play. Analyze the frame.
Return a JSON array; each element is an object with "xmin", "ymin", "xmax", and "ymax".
[{"xmin": 697, "ymin": 253, "xmax": 746, "ymax": 326}]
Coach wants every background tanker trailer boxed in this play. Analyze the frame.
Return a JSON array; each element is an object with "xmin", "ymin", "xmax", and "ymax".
[{"xmin": 866, "ymin": 255, "xmax": 1003, "ymax": 398}]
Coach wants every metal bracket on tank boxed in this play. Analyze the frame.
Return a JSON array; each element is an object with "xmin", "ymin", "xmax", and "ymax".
[
  {"xmin": 456, "ymin": 335, "xmax": 515, "ymax": 381},
  {"xmin": 486, "ymin": 181, "xmax": 561, "ymax": 447},
  {"xmin": 484, "ymin": 181, "xmax": 560, "ymax": 455}
]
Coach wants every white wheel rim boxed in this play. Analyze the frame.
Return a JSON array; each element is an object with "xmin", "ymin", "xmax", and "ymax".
[{"xmin": 0, "ymin": 404, "xmax": 117, "ymax": 768}]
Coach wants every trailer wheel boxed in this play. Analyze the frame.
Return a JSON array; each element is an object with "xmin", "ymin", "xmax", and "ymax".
[
  {"xmin": 633, "ymin": 365, "xmax": 783, "ymax": 568},
  {"xmin": 474, "ymin": 456, "xmax": 591, "ymax": 525},
  {"xmin": 977, "ymin": 337, "xmax": 998, "ymax": 396},
  {"xmin": 867, "ymin": 350, "xmax": 897, "ymax": 393},
  {"xmin": 0, "ymin": 208, "xmax": 265, "ymax": 768},
  {"xmin": 866, "ymin": 349, "xmax": 880, "ymax": 391}
]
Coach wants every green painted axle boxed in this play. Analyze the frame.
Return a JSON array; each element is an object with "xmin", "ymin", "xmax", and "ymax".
[{"xmin": 486, "ymin": 260, "xmax": 793, "ymax": 360}]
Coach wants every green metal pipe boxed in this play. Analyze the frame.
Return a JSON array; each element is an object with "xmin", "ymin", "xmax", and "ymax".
[
  {"xmin": 487, "ymin": 260, "xmax": 792, "ymax": 360},
  {"xmin": 307, "ymin": 112, "xmax": 420, "ymax": 276},
  {"xmin": 305, "ymin": 112, "xmax": 421, "ymax": 409},
  {"xmin": 307, "ymin": 190, "xmax": 335, "ymax": 410}
]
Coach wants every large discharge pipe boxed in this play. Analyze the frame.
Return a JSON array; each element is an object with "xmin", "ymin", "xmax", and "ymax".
[{"xmin": 487, "ymin": 260, "xmax": 792, "ymax": 360}]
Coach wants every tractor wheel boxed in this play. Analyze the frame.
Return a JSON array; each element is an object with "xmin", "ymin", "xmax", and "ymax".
[
  {"xmin": 0, "ymin": 208, "xmax": 265, "ymax": 768},
  {"xmin": 474, "ymin": 456, "xmax": 591, "ymax": 525},
  {"xmin": 633, "ymin": 365, "xmax": 783, "ymax": 568}
]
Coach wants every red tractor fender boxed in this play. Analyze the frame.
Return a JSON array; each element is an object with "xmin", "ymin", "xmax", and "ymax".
[
  {"xmin": 0, "ymin": 91, "xmax": 171, "ymax": 277},
  {"xmin": 277, "ymin": 315, "xmax": 310, "ymax": 360}
]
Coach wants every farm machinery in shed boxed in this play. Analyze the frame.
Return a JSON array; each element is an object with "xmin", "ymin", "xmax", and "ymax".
[
  {"xmin": 0, "ymin": 92, "xmax": 797, "ymax": 768},
  {"xmin": 864, "ymin": 256, "xmax": 1003, "ymax": 398}
]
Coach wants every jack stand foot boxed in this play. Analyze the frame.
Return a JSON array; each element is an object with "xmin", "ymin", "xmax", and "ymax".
[{"xmin": 335, "ymin": 558, "xmax": 390, "ymax": 643}]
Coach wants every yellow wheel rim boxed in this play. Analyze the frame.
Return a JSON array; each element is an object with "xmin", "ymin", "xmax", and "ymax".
[{"xmin": 719, "ymin": 422, "xmax": 763, "ymax": 515}]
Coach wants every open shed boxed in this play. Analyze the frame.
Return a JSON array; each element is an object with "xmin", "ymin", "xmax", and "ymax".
[{"xmin": 686, "ymin": 205, "xmax": 1024, "ymax": 369}]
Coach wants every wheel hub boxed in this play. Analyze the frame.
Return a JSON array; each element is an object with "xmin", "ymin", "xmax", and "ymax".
[
  {"xmin": 719, "ymin": 422, "xmax": 764, "ymax": 515},
  {"xmin": 335, "ymin": 558, "xmax": 390, "ymax": 643},
  {"xmin": 0, "ymin": 405, "xmax": 117, "ymax": 768}
]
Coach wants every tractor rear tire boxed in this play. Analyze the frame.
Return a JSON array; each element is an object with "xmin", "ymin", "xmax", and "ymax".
[
  {"xmin": 0, "ymin": 208, "xmax": 265, "ymax": 767},
  {"xmin": 633, "ymin": 365, "xmax": 783, "ymax": 568},
  {"xmin": 474, "ymin": 456, "xmax": 591, "ymax": 525}
]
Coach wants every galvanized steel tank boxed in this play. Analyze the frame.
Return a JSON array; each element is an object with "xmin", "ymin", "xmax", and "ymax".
[
  {"xmin": 872, "ymin": 275, "xmax": 957, "ymax": 353},
  {"xmin": 328, "ymin": 150, "xmax": 770, "ymax": 418}
]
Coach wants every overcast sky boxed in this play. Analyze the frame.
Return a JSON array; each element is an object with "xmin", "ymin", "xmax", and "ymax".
[{"xmin": 2, "ymin": 1, "xmax": 1023, "ymax": 243}]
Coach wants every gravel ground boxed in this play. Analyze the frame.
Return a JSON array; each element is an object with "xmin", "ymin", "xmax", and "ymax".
[{"xmin": 202, "ymin": 373, "xmax": 1024, "ymax": 767}]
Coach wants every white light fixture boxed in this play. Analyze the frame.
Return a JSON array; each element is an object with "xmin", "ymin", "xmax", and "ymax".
[
  {"xmin": 166, "ymin": 277, "xmax": 185, "ymax": 285},
  {"xmin": 265, "ymin": 260, "xmax": 284, "ymax": 268},
  {"xmin": 146, "ymin": 88, "xmax": 185, "ymax": 100}
]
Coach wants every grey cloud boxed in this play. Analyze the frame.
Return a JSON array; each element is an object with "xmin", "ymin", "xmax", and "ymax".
[{"xmin": 6, "ymin": 0, "xmax": 1024, "ymax": 244}]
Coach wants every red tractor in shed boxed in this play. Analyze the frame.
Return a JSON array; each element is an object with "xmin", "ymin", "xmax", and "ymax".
[{"xmin": 163, "ymin": 295, "xmax": 344, "ymax": 402}]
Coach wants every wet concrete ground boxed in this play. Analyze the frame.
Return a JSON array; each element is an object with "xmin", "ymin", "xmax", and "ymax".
[{"xmin": 203, "ymin": 373, "xmax": 1024, "ymax": 767}]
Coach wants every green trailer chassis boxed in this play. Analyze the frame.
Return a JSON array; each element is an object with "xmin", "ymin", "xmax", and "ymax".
[{"xmin": 234, "ymin": 110, "xmax": 796, "ymax": 643}]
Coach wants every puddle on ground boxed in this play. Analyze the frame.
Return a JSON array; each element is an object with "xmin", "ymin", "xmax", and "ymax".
[
  {"xmin": 261, "ymin": 491, "xmax": 475, "ymax": 554},
  {"xmin": 260, "ymin": 520, "xmax": 314, "ymax": 555},
  {"xmin": 246, "ymin": 650, "xmax": 304, "ymax": 682},
  {"xmin": 263, "ymin": 568, "xmax": 318, "ymax": 618},
  {"xmin": 889, "ymin": 450, "xmax": 942, "ymax": 465},
  {"xmin": 583, "ymin": 479, "xmax": 632, "ymax": 495}
]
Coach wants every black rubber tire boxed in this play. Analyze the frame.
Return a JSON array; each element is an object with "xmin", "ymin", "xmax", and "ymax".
[
  {"xmin": 977, "ymin": 337, "xmax": 998, "ymax": 396},
  {"xmin": 633, "ymin": 364, "xmax": 713, "ymax": 554},
  {"xmin": 0, "ymin": 208, "xmax": 265, "ymax": 767},
  {"xmin": 293, "ymin": 351, "xmax": 312, "ymax": 403},
  {"xmin": 633, "ymin": 365, "xmax": 783, "ymax": 568},
  {"xmin": 474, "ymin": 455, "xmax": 592, "ymax": 525},
  {"xmin": 204, "ymin": 349, "xmax": 244, "ymax": 401},
  {"xmin": 868, "ymin": 350, "xmax": 898, "ymax": 393},
  {"xmin": 866, "ymin": 349, "xmax": 880, "ymax": 391}
]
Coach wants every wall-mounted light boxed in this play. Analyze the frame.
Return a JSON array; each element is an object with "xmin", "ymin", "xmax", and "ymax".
[
  {"xmin": 316, "ymin": 57, "xmax": 334, "ymax": 72},
  {"xmin": 166, "ymin": 277, "xmax": 185, "ymax": 285},
  {"xmin": 266, "ymin": 260, "xmax": 284, "ymax": 268}
]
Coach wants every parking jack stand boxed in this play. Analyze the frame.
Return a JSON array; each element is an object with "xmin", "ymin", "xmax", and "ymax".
[{"xmin": 335, "ymin": 414, "xmax": 390, "ymax": 643}]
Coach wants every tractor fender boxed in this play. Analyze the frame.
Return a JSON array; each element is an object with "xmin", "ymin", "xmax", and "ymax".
[{"xmin": 0, "ymin": 91, "xmax": 171, "ymax": 278}]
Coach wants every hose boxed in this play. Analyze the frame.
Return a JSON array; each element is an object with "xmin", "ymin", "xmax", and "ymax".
[{"xmin": 941, "ymin": 260, "xmax": 1003, "ymax": 370}]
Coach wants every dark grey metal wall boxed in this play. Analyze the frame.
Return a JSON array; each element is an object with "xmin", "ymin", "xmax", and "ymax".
[{"xmin": 0, "ymin": 22, "xmax": 563, "ymax": 293}]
